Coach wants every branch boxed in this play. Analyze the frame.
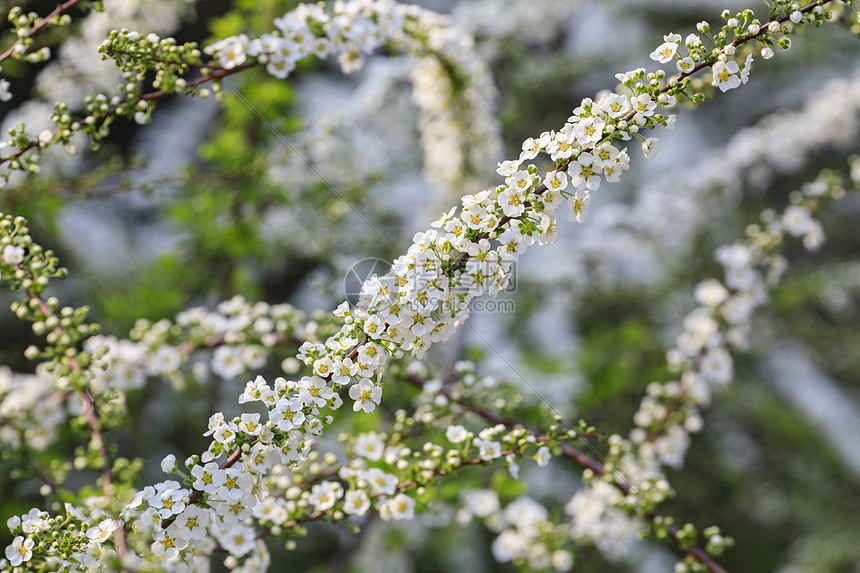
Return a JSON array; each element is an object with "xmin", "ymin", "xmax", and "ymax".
[
  {"xmin": 0, "ymin": 0, "xmax": 86, "ymax": 65},
  {"xmin": 0, "ymin": 60, "xmax": 257, "ymax": 167},
  {"xmin": 403, "ymin": 373, "xmax": 728, "ymax": 573}
]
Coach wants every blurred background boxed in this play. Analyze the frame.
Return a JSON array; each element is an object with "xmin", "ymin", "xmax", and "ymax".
[{"xmin": 1, "ymin": 0, "xmax": 860, "ymax": 571}]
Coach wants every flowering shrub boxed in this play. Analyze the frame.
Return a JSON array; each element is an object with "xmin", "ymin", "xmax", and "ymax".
[{"xmin": 1, "ymin": 0, "xmax": 860, "ymax": 572}]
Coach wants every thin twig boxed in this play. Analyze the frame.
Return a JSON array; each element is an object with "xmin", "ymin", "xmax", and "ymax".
[{"xmin": 0, "ymin": 0, "xmax": 86, "ymax": 65}]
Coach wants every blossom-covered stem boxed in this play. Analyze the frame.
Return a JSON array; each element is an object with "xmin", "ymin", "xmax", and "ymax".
[
  {"xmin": 17, "ymin": 271, "xmax": 132, "ymax": 560},
  {"xmin": 32, "ymin": 330, "xmax": 132, "ymax": 564},
  {"xmin": 161, "ymin": 444, "xmax": 251, "ymax": 530},
  {"xmin": 440, "ymin": 0, "xmax": 836, "ymax": 283},
  {"xmin": 667, "ymin": 0, "xmax": 831, "ymax": 82},
  {"xmin": 664, "ymin": 521, "xmax": 728, "ymax": 573},
  {"xmin": 404, "ymin": 373, "xmax": 727, "ymax": 573},
  {"xmin": 519, "ymin": 0, "xmax": 836, "ymax": 204},
  {"xmin": 77, "ymin": 387, "xmax": 129, "ymax": 561},
  {"xmin": 406, "ymin": 372, "xmax": 603, "ymax": 468},
  {"xmin": 0, "ymin": 0, "xmax": 86, "ymax": 64},
  {"xmin": 0, "ymin": 60, "xmax": 257, "ymax": 168}
]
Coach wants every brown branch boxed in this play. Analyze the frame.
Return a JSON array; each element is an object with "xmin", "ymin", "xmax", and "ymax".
[
  {"xmin": 0, "ymin": 60, "xmax": 258, "ymax": 167},
  {"xmin": 21, "ymin": 289, "xmax": 131, "ymax": 562},
  {"xmin": 77, "ymin": 387, "xmax": 129, "ymax": 561},
  {"xmin": 0, "ymin": 0, "xmax": 86, "ymax": 65},
  {"xmin": 403, "ymin": 373, "xmax": 728, "ymax": 573}
]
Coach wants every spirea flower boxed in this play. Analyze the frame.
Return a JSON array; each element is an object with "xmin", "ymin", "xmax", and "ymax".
[
  {"xmin": 5, "ymin": 536, "xmax": 34, "ymax": 566},
  {"xmin": 348, "ymin": 378, "xmax": 382, "ymax": 413},
  {"xmin": 712, "ymin": 60, "xmax": 741, "ymax": 92}
]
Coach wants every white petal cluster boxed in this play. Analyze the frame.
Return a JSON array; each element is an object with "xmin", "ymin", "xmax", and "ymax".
[
  {"xmin": 565, "ymin": 165, "xmax": 853, "ymax": 561},
  {"xmin": 565, "ymin": 481, "xmax": 642, "ymax": 560}
]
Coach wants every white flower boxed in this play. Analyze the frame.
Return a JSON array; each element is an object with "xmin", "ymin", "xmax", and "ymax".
[
  {"xmin": 209, "ymin": 34, "xmax": 249, "ymax": 69},
  {"xmin": 492, "ymin": 529, "xmax": 525, "ymax": 562},
  {"xmin": 654, "ymin": 424, "xmax": 690, "ymax": 468},
  {"xmin": 0, "ymin": 79, "xmax": 11, "ymax": 102},
  {"xmin": 535, "ymin": 446, "xmax": 551, "ymax": 467},
  {"xmin": 592, "ymin": 143, "xmax": 618, "ymax": 169},
  {"xmin": 213, "ymin": 523, "xmax": 256, "ymax": 557},
  {"xmin": 630, "ymin": 93, "xmax": 656, "ymax": 120},
  {"xmin": 2, "ymin": 245, "xmax": 24, "ymax": 265},
  {"xmin": 343, "ymin": 489, "xmax": 370, "ymax": 516},
  {"xmin": 552, "ymin": 550, "xmax": 574, "ymax": 572},
  {"xmin": 270, "ymin": 396, "xmax": 306, "ymax": 430},
  {"xmin": 160, "ymin": 454, "xmax": 177, "ymax": 474},
  {"xmin": 598, "ymin": 93, "xmax": 630, "ymax": 118},
  {"xmin": 309, "ymin": 481, "xmax": 343, "ymax": 511},
  {"xmin": 573, "ymin": 116, "xmax": 605, "ymax": 146},
  {"xmin": 569, "ymin": 152, "xmax": 602, "ymax": 191},
  {"xmin": 170, "ymin": 505, "xmax": 209, "ymax": 541},
  {"xmin": 498, "ymin": 186, "xmax": 526, "ymax": 218},
  {"xmin": 477, "ymin": 439, "xmax": 502, "ymax": 461},
  {"xmin": 694, "ymin": 279, "xmax": 729, "ymax": 307},
  {"xmin": 380, "ymin": 493, "xmax": 415, "ymax": 520},
  {"xmin": 547, "ymin": 132, "xmax": 575, "ymax": 161},
  {"xmin": 790, "ymin": 11, "xmax": 802, "ymax": 24},
  {"xmin": 211, "ymin": 345, "xmax": 244, "ymax": 379},
  {"xmin": 298, "ymin": 375, "xmax": 333, "ymax": 407},
  {"xmin": 348, "ymin": 378, "xmax": 382, "ymax": 413},
  {"xmin": 740, "ymin": 54, "xmax": 753, "ymax": 84},
  {"xmin": 21, "ymin": 509, "xmax": 50, "ymax": 534},
  {"xmin": 215, "ymin": 467, "xmax": 253, "ymax": 501},
  {"xmin": 712, "ymin": 60, "xmax": 741, "ymax": 92},
  {"xmin": 715, "ymin": 244, "xmax": 750, "ymax": 269},
  {"xmin": 568, "ymin": 189, "xmax": 591, "ymax": 223},
  {"xmin": 191, "ymin": 461, "xmax": 225, "ymax": 494},
  {"xmin": 700, "ymin": 346, "xmax": 733, "ymax": 385},
  {"xmin": 641, "ymin": 137, "xmax": 661, "ymax": 159},
  {"xmin": 239, "ymin": 375, "xmax": 269, "ymax": 404},
  {"xmin": 650, "ymin": 41, "xmax": 678, "ymax": 63},
  {"xmin": 238, "ymin": 413, "xmax": 262, "ymax": 436},
  {"xmin": 151, "ymin": 528, "xmax": 187, "ymax": 559},
  {"xmin": 148, "ymin": 345, "xmax": 181, "ymax": 376},
  {"xmin": 6, "ymin": 536, "xmax": 34, "ymax": 566},
  {"xmin": 365, "ymin": 468, "xmax": 398, "ymax": 495},
  {"xmin": 445, "ymin": 424, "xmax": 469, "ymax": 444},
  {"xmin": 355, "ymin": 432, "xmax": 385, "ymax": 461},
  {"xmin": 520, "ymin": 137, "xmax": 542, "ymax": 161},
  {"xmin": 496, "ymin": 159, "xmax": 519, "ymax": 177},
  {"xmin": 86, "ymin": 519, "xmax": 119, "ymax": 542},
  {"xmin": 462, "ymin": 489, "xmax": 500, "ymax": 518},
  {"xmin": 677, "ymin": 56, "xmax": 695, "ymax": 73}
]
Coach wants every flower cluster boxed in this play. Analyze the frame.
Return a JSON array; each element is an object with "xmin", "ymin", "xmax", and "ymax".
[
  {"xmin": 566, "ymin": 161, "xmax": 857, "ymax": 565},
  {"xmin": 552, "ymin": 64, "xmax": 860, "ymax": 296},
  {"xmin": 4, "ymin": 505, "xmax": 125, "ymax": 570},
  {"xmin": 207, "ymin": 0, "xmax": 501, "ymax": 202}
]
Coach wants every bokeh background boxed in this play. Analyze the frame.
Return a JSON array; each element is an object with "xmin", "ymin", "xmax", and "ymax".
[{"xmin": 1, "ymin": 0, "xmax": 860, "ymax": 571}]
